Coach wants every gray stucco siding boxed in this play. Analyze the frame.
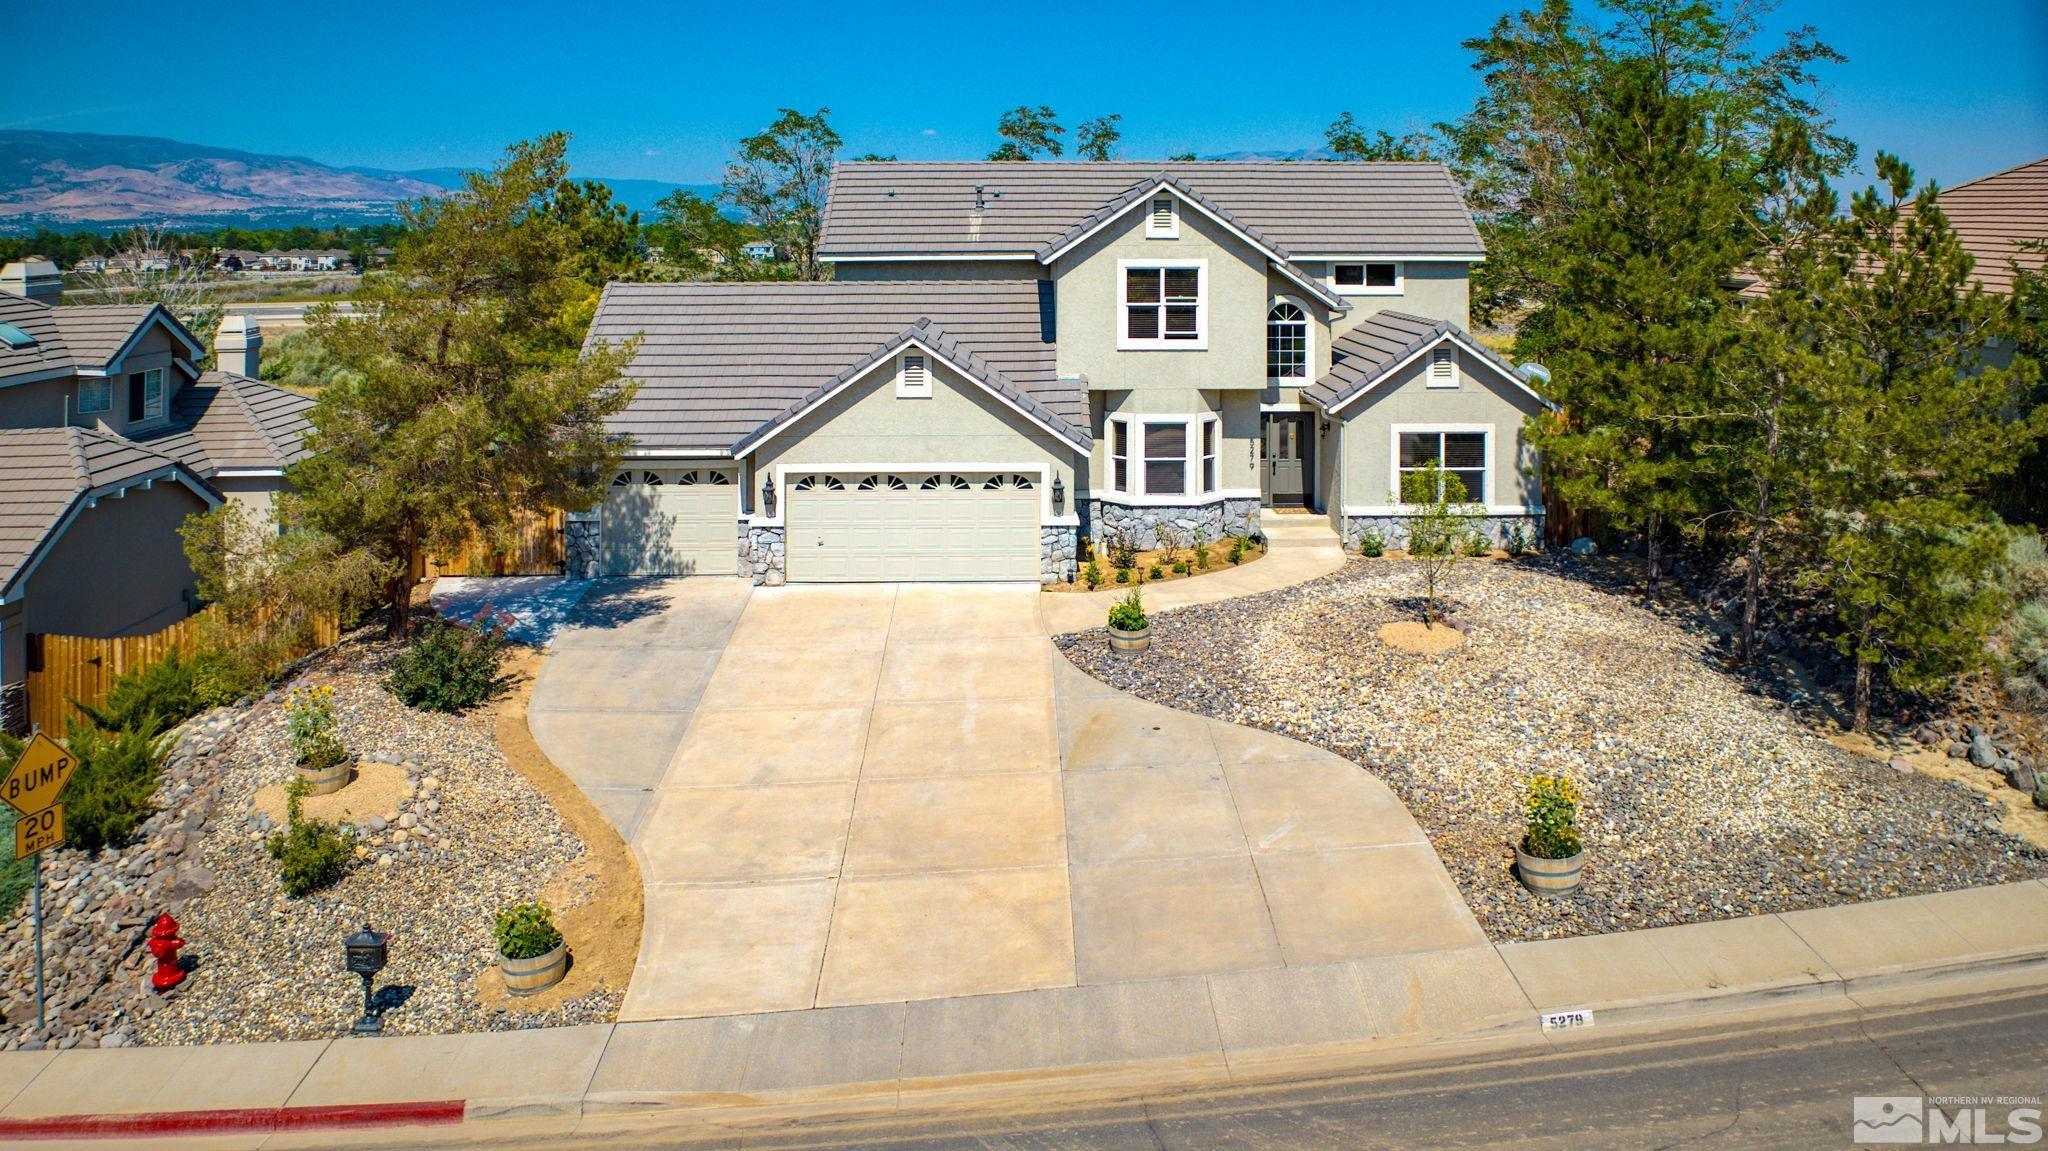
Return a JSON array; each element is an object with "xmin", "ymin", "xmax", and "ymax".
[
  {"xmin": 21, "ymin": 482, "xmax": 208, "ymax": 639},
  {"xmin": 1325, "ymin": 345, "xmax": 1544, "ymax": 517},
  {"xmin": 1319, "ymin": 260, "xmax": 1473, "ymax": 335}
]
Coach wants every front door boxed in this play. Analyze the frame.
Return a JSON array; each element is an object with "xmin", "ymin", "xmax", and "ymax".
[{"xmin": 1261, "ymin": 414, "xmax": 1311, "ymax": 507}]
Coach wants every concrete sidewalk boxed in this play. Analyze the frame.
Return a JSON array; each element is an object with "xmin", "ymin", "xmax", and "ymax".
[
  {"xmin": 1038, "ymin": 512, "xmax": 1346, "ymax": 634},
  {"xmin": 4, "ymin": 879, "xmax": 2046, "ymax": 1137}
]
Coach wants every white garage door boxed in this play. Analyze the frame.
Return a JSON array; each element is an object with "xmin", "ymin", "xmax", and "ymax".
[
  {"xmin": 786, "ymin": 472, "xmax": 1040, "ymax": 583},
  {"xmin": 601, "ymin": 469, "xmax": 738, "ymax": 576}
]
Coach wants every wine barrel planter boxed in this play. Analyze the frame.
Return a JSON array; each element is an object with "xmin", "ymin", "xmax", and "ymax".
[
  {"xmin": 1516, "ymin": 846, "xmax": 1584, "ymax": 896},
  {"xmin": 499, "ymin": 942, "xmax": 569, "ymax": 996},
  {"xmin": 1108, "ymin": 625, "xmax": 1152, "ymax": 654},
  {"xmin": 297, "ymin": 756, "xmax": 354, "ymax": 796}
]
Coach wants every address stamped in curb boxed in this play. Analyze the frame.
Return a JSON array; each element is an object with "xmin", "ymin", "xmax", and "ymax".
[{"xmin": 1541, "ymin": 1009, "xmax": 1595, "ymax": 1032}]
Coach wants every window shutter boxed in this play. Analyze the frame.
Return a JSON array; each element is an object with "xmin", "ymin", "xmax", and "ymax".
[{"xmin": 1430, "ymin": 347, "xmax": 1455, "ymax": 383}]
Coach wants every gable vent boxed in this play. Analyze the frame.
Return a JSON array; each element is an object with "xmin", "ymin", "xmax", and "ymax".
[
  {"xmin": 1151, "ymin": 199, "xmax": 1172, "ymax": 230},
  {"xmin": 903, "ymin": 354, "xmax": 927, "ymax": 386},
  {"xmin": 1429, "ymin": 346, "xmax": 1456, "ymax": 384}
]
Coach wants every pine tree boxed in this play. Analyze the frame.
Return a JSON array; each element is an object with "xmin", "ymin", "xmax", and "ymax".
[
  {"xmin": 1521, "ymin": 57, "xmax": 1751, "ymax": 585},
  {"xmin": 1802, "ymin": 154, "xmax": 2047, "ymax": 730}
]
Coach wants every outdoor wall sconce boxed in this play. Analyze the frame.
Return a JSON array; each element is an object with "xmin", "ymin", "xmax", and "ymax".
[
  {"xmin": 760, "ymin": 476, "xmax": 777, "ymax": 517},
  {"xmin": 1052, "ymin": 476, "xmax": 1066, "ymax": 514},
  {"xmin": 344, "ymin": 923, "xmax": 390, "ymax": 1036}
]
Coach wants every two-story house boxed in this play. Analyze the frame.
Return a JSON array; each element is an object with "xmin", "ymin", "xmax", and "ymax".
[
  {"xmin": 581, "ymin": 162, "xmax": 1550, "ymax": 585},
  {"xmin": 0, "ymin": 261, "xmax": 311, "ymax": 731}
]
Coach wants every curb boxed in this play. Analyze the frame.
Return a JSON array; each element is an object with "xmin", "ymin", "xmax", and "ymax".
[{"xmin": 0, "ymin": 1099, "xmax": 466, "ymax": 1142}]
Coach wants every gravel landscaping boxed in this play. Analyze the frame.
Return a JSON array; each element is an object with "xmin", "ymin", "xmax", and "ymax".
[
  {"xmin": 1056, "ymin": 557, "xmax": 2048, "ymax": 942},
  {"xmin": 127, "ymin": 637, "xmax": 619, "ymax": 1045}
]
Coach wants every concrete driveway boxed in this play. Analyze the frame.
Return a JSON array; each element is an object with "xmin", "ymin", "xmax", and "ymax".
[{"xmin": 527, "ymin": 575, "xmax": 1485, "ymax": 1024}]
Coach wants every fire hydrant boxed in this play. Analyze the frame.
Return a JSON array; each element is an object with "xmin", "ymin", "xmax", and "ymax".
[{"xmin": 146, "ymin": 913, "xmax": 187, "ymax": 994}]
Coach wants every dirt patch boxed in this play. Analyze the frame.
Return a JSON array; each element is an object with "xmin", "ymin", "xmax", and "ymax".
[
  {"xmin": 1831, "ymin": 730, "xmax": 2048, "ymax": 853},
  {"xmin": 1048, "ymin": 540, "xmax": 1268, "ymax": 592},
  {"xmin": 473, "ymin": 646, "xmax": 644, "ymax": 1015},
  {"xmin": 1377, "ymin": 620, "xmax": 1466, "ymax": 654},
  {"xmin": 251, "ymin": 760, "xmax": 410, "ymax": 826}
]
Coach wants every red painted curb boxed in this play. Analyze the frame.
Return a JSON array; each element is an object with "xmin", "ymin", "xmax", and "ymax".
[{"xmin": 0, "ymin": 1099, "xmax": 466, "ymax": 1141}]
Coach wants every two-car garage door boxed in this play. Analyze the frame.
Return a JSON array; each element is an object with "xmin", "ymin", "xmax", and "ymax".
[
  {"xmin": 601, "ymin": 469, "xmax": 738, "ymax": 576},
  {"xmin": 787, "ymin": 472, "xmax": 1039, "ymax": 583}
]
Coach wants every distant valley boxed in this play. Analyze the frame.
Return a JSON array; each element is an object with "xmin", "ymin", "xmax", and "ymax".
[{"xmin": 0, "ymin": 130, "xmax": 716, "ymax": 233}]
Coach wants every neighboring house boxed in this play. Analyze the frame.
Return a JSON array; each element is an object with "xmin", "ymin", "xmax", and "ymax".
[
  {"xmin": 739, "ymin": 240, "xmax": 779, "ymax": 261},
  {"xmin": 0, "ymin": 263, "xmax": 310, "ymax": 731},
  {"xmin": 582, "ymin": 161, "xmax": 1550, "ymax": 586}
]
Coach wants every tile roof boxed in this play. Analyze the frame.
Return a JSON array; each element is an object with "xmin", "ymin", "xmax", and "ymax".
[
  {"xmin": 0, "ymin": 294, "xmax": 72, "ymax": 380},
  {"xmin": 130, "ymin": 372, "xmax": 315, "ymax": 474},
  {"xmin": 1303, "ymin": 310, "xmax": 1548, "ymax": 412},
  {"xmin": 0, "ymin": 298, "xmax": 202, "ymax": 383},
  {"xmin": 585, "ymin": 279, "xmax": 1082, "ymax": 453},
  {"xmin": 0, "ymin": 426, "xmax": 213, "ymax": 599},
  {"xmin": 821, "ymin": 162, "xmax": 1484, "ymax": 260},
  {"xmin": 49, "ymin": 305, "xmax": 163, "ymax": 370},
  {"xmin": 1933, "ymin": 155, "xmax": 2047, "ymax": 296}
]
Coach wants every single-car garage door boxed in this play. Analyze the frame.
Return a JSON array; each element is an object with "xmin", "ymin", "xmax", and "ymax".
[
  {"xmin": 787, "ymin": 472, "xmax": 1040, "ymax": 583},
  {"xmin": 601, "ymin": 469, "xmax": 738, "ymax": 576}
]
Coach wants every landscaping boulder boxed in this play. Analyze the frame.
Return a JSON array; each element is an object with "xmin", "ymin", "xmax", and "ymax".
[
  {"xmin": 1569, "ymin": 538, "xmax": 1598, "ymax": 557},
  {"xmin": 1969, "ymin": 734, "xmax": 2000, "ymax": 769},
  {"xmin": 2008, "ymin": 764, "xmax": 2038, "ymax": 795}
]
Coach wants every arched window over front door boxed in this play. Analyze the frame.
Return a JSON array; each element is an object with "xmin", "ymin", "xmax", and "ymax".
[{"xmin": 1267, "ymin": 299, "xmax": 1309, "ymax": 381}]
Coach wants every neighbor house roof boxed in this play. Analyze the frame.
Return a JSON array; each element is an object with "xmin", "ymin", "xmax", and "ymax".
[
  {"xmin": 1303, "ymin": 310, "xmax": 1550, "ymax": 413},
  {"xmin": 0, "ymin": 426, "xmax": 218, "ymax": 602},
  {"xmin": 129, "ymin": 372, "xmax": 316, "ymax": 475},
  {"xmin": 1935, "ymin": 155, "xmax": 2047, "ymax": 297},
  {"xmin": 0, "ymin": 298, "xmax": 204, "ymax": 384},
  {"xmin": 0, "ymin": 294, "xmax": 73, "ymax": 382},
  {"xmin": 585, "ymin": 279, "xmax": 1083, "ymax": 453},
  {"xmin": 820, "ymin": 162, "xmax": 1484, "ymax": 260}
]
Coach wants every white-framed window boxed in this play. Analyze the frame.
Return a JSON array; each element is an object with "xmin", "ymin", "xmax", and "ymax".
[
  {"xmin": 1142, "ymin": 421, "xmax": 1187, "ymax": 495},
  {"xmin": 1267, "ymin": 299, "xmax": 1309, "ymax": 381},
  {"xmin": 1331, "ymin": 261, "xmax": 1402, "ymax": 296},
  {"xmin": 1109, "ymin": 418, "xmax": 1130, "ymax": 493},
  {"xmin": 1427, "ymin": 346, "xmax": 1457, "ymax": 388},
  {"xmin": 1118, "ymin": 259, "xmax": 1206, "ymax": 349},
  {"xmin": 77, "ymin": 377, "xmax": 112, "ymax": 415},
  {"xmin": 896, "ymin": 352, "xmax": 932, "ymax": 399},
  {"xmin": 130, "ymin": 367, "xmax": 164, "ymax": 421},
  {"xmin": 1145, "ymin": 196, "xmax": 1178, "ymax": 239},
  {"xmin": 1201, "ymin": 419, "xmax": 1218, "ymax": 492},
  {"xmin": 1395, "ymin": 427, "xmax": 1489, "ymax": 507}
]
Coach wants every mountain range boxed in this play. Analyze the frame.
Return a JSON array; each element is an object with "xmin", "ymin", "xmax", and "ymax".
[{"xmin": 0, "ymin": 130, "xmax": 717, "ymax": 233}]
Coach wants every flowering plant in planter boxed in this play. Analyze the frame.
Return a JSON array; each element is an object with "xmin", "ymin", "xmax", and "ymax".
[
  {"xmin": 1107, "ymin": 588, "xmax": 1148, "ymax": 633},
  {"xmin": 494, "ymin": 901, "xmax": 564, "ymax": 960},
  {"xmin": 1522, "ymin": 774, "xmax": 1583, "ymax": 860},
  {"xmin": 285, "ymin": 686, "xmax": 346, "ymax": 767}
]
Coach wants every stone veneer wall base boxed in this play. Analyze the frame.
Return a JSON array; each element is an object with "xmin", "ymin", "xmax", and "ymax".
[
  {"xmin": 1342, "ymin": 513, "xmax": 1545, "ymax": 552},
  {"xmin": 740, "ymin": 522, "xmax": 787, "ymax": 586},
  {"xmin": 1085, "ymin": 497, "xmax": 1262, "ymax": 551}
]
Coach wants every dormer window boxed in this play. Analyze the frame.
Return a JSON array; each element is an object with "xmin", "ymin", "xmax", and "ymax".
[
  {"xmin": 1145, "ymin": 196, "xmax": 1178, "ymax": 239},
  {"xmin": 129, "ymin": 367, "xmax": 164, "ymax": 421},
  {"xmin": 1332, "ymin": 261, "xmax": 1402, "ymax": 295},
  {"xmin": 896, "ymin": 352, "xmax": 932, "ymax": 398}
]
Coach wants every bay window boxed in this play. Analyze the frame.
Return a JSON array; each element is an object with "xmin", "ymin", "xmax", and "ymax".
[
  {"xmin": 1120, "ymin": 260, "xmax": 1205, "ymax": 348},
  {"xmin": 1104, "ymin": 414, "xmax": 1223, "ymax": 498},
  {"xmin": 1110, "ymin": 420, "xmax": 1130, "ymax": 493},
  {"xmin": 1201, "ymin": 420, "xmax": 1218, "ymax": 492},
  {"xmin": 1143, "ymin": 421, "xmax": 1186, "ymax": 495}
]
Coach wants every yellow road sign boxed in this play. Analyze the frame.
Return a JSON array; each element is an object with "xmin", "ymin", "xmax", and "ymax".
[
  {"xmin": 1, "ymin": 733, "xmax": 75, "ymax": 816},
  {"xmin": 14, "ymin": 803, "xmax": 63, "ymax": 860}
]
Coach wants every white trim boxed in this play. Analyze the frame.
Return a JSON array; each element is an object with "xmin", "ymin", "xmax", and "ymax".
[
  {"xmin": 1144, "ymin": 196, "xmax": 1179, "ymax": 240},
  {"xmin": 212, "ymin": 468, "xmax": 286, "ymax": 478},
  {"xmin": 1321, "ymin": 331, "xmax": 1550, "ymax": 415},
  {"xmin": 895, "ymin": 351, "xmax": 932, "ymax": 399},
  {"xmin": 1329, "ymin": 260, "xmax": 1404, "ymax": 297},
  {"xmin": 1342, "ymin": 504, "xmax": 1537, "ymax": 517},
  {"xmin": 1426, "ymin": 346, "xmax": 1457, "ymax": 388},
  {"xmin": 1093, "ymin": 488, "xmax": 1260, "ymax": 510},
  {"xmin": 746, "ymin": 461, "xmax": 1073, "ymax": 529},
  {"xmin": 1116, "ymin": 259, "xmax": 1208, "ymax": 351},
  {"xmin": 1292, "ymin": 253, "xmax": 1482, "ymax": 263},
  {"xmin": 1387, "ymin": 423, "xmax": 1493, "ymax": 510},
  {"xmin": 624, "ymin": 447, "xmax": 734, "ymax": 459},
  {"xmin": 1266, "ymin": 295, "xmax": 1314, "ymax": 385},
  {"xmin": 1109, "ymin": 412, "xmax": 1222, "ymax": 499},
  {"xmin": 737, "ymin": 335, "xmax": 1091, "ymax": 458},
  {"xmin": 1042, "ymin": 182, "xmax": 1272, "ymax": 266},
  {"xmin": 824, "ymin": 253, "xmax": 1037, "ymax": 263}
]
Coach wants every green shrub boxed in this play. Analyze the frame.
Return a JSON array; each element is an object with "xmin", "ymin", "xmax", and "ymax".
[
  {"xmin": 1083, "ymin": 561, "xmax": 1103, "ymax": 590},
  {"xmin": 1107, "ymin": 588, "xmax": 1148, "ymax": 632},
  {"xmin": 494, "ymin": 901, "xmax": 565, "ymax": 959},
  {"xmin": 1148, "ymin": 564, "xmax": 1164, "ymax": 581},
  {"xmin": 1523, "ymin": 774, "xmax": 1583, "ymax": 860},
  {"xmin": 1172, "ymin": 560, "xmax": 1190, "ymax": 575},
  {"xmin": 1227, "ymin": 537, "xmax": 1246, "ymax": 565},
  {"xmin": 61, "ymin": 718, "xmax": 171, "ymax": 853},
  {"xmin": 1195, "ymin": 544, "xmax": 1211, "ymax": 570},
  {"xmin": 1504, "ymin": 521, "xmax": 1533, "ymax": 557},
  {"xmin": 266, "ymin": 777, "xmax": 352, "ymax": 897},
  {"xmin": 387, "ymin": 617, "xmax": 507, "ymax": 713},
  {"xmin": 189, "ymin": 642, "xmax": 265, "ymax": 707},
  {"xmin": 2006, "ymin": 532, "xmax": 2048, "ymax": 703},
  {"xmin": 1106, "ymin": 528, "xmax": 1138, "ymax": 571},
  {"xmin": 1114, "ymin": 568, "xmax": 1130, "ymax": 584},
  {"xmin": 1463, "ymin": 532, "xmax": 1493, "ymax": 558},
  {"xmin": 1357, "ymin": 529, "xmax": 1386, "ymax": 557},
  {"xmin": 74, "ymin": 651, "xmax": 202, "ymax": 733}
]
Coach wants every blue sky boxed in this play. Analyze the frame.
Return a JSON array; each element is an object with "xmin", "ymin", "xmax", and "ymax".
[{"xmin": 7, "ymin": 0, "xmax": 2045, "ymax": 190}]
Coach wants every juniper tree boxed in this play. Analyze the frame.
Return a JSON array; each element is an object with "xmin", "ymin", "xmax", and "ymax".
[
  {"xmin": 290, "ymin": 133, "xmax": 639, "ymax": 638},
  {"xmin": 1801, "ymin": 154, "xmax": 2046, "ymax": 731}
]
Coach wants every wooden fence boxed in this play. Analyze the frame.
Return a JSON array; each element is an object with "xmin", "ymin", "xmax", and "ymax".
[
  {"xmin": 23, "ymin": 605, "xmax": 340, "ymax": 736},
  {"xmin": 416, "ymin": 509, "xmax": 565, "ymax": 579}
]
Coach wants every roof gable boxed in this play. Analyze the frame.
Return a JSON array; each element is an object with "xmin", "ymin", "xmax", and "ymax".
[
  {"xmin": 820, "ymin": 161, "xmax": 1485, "ymax": 262},
  {"xmin": 0, "ymin": 426, "xmax": 219, "ymax": 601},
  {"xmin": 1304, "ymin": 310, "xmax": 1551, "ymax": 414},
  {"xmin": 131, "ymin": 372, "xmax": 316, "ymax": 475}
]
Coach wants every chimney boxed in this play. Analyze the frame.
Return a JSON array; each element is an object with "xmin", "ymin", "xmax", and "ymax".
[
  {"xmin": 0, "ymin": 260, "xmax": 61, "ymax": 306},
  {"xmin": 216, "ymin": 314, "xmax": 262, "ymax": 378}
]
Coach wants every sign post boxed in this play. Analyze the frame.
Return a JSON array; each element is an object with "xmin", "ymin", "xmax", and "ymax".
[{"xmin": 4, "ymin": 732, "xmax": 78, "ymax": 1037}]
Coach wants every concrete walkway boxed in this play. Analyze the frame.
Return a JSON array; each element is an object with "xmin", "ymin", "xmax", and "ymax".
[
  {"xmin": 1039, "ymin": 511, "xmax": 1347, "ymax": 634},
  {"xmin": 4, "ymin": 881, "xmax": 2046, "ymax": 1135}
]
